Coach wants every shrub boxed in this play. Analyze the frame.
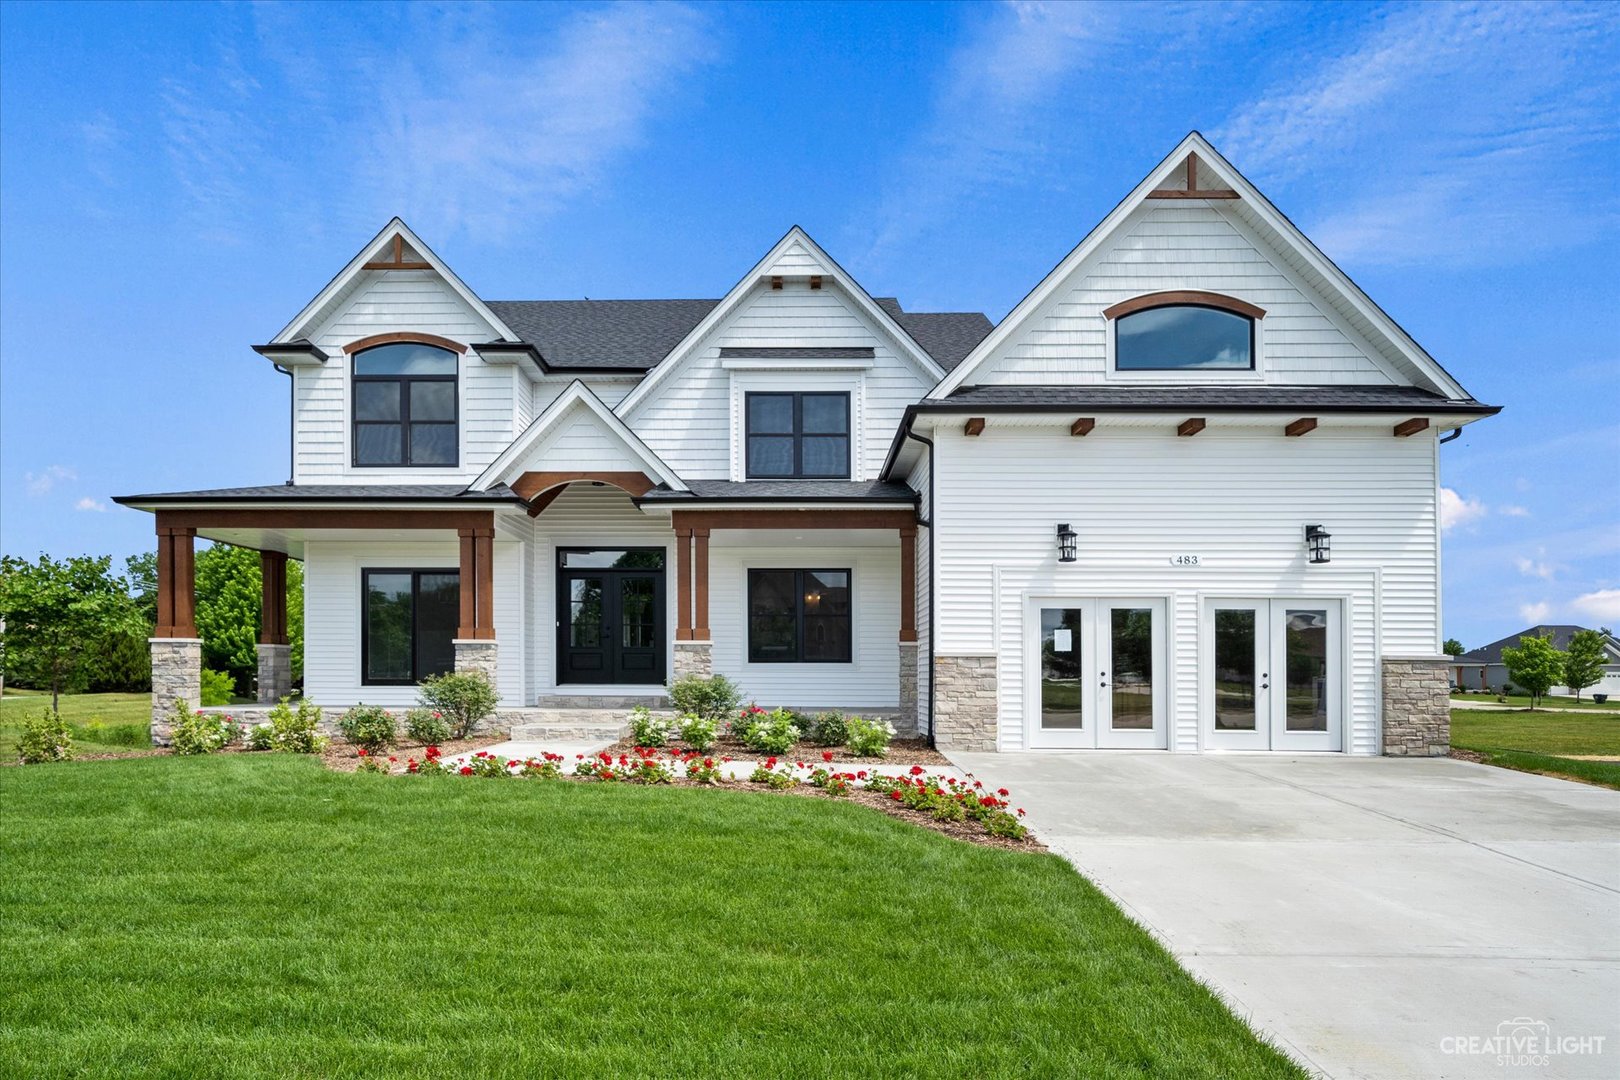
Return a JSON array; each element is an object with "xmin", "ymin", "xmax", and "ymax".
[
  {"xmin": 355, "ymin": 749, "xmax": 390, "ymax": 774},
  {"xmin": 461, "ymin": 750, "xmax": 511, "ymax": 778},
  {"xmin": 843, "ymin": 715, "xmax": 895, "ymax": 757},
  {"xmin": 678, "ymin": 713, "xmax": 718, "ymax": 751},
  {"xmin": 808, "ymin": 710, "xmax": 848, "ymax": 747},
  {"xmin": 749, "ymin": 757, "xmax": 798, "ymax": 789},
  {"xmin": 169, "ymin": 701, "xmax": 236, "ymax": 755},
  {"xmin": 199, "ymin": 668, "xmax": 235, "ymax": 707},
  {"xmin": 680, "ymin": 752, "xmax": 727, "ymax": 785},
  {"xmin": 669, "ymin": 673, "xmax": 742, "ymax": 722},
  {"xmin": 518, "ymin": 753, "xmax": 565, "ymax": 780},
  {"xmin": 406, "ymin": 745, "xmax": 446, "ymax": 775},
  {"xmin": 246, "ymin": 723, "xmax": 275, "ymax": 751},
  {"xmin": 630, "ymin": 705, "xmax": 672, "ymax": 747},
  {"xmin": 404, "ymin": 707, "xmax": 452, "ymax": 746},
  {"xmin": 417, "ymin": 672, "xmax": 498, "ymax": 739},
  {"xmin": 338, "ymin": 704, "xmax": 397, "ymax": 752},
  {"xmin": 625, "ymin": 749, "xmax": 675, "ymax": 784},
  {"xmin": 17, "ymin": 709, "xmax": 74, "ymax": 764},
  {"xmin": 267, "ymin": 697, "xmax": 327, "ymax": 754},
  {"xmin": 743, "ymin": 709, "xmax": 800, "ymax": 754}
]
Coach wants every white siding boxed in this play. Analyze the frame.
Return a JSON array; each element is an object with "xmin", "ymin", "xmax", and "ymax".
[
  {"xmin": 975, "ymin": 203, "xmax": 1404, "ymax": 387},
  {"xmin": 623, "ymin": 281, "xmax": 935, "ymax": 480},
  {"xmin": 527, "ymin": 407, "xmax": 650, "ymax": 472},
  {"xmin": 931, "ymin": 423, "xmax": 1441, "ymax": 754},
  {"xmin": 293, "ymin": 270, "xmax": 521, "ymax": 484},
  {"xmin": 709, "ymin": 540, "xmax": 902, "ymax": 710},
  {"xmin": 906, "ymin": 451, "xmax": 932, "ymax": 736},
  {"xmin": 302, "ymin": 538, "xmax": 525, "ymax": 709}
]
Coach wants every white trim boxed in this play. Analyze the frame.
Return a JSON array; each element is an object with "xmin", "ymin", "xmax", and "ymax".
[
  {"xmin": 719, "ymin": 358, "xmax": 875, "ymax": 371},
  {"xmin": 635, "ymin": 501, "xmax": 916, "ymax": 517},
  {"xmin": 931, "ymin": 132, "xmax": 1471, "ymax": 400},
  {"xmin": 272, "ymin": 217, "xmax": 518, "ymax": 346},
  {"xmin": 616, "ymin": 226, "xmax": 945, "ymax": 417},
  {"xmin": 469, "ymin": 380, "xmax": 687, "ymax": 492},
  {"xmin": 727, "ymin": 371, "xmax": 864, "ymax": 482}
]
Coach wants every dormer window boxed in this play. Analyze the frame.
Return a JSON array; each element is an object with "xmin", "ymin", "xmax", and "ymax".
[
  {"xmin": 745, "ymin": 391, "xmax": 850, "ymax": 479},
  {"xmin": 1106, "ymin": 292, "xmax": 1264, "ymax": 372},
  {"xmin": 351, "ymin": 342, "xmax": 458, "ymax": 467}
]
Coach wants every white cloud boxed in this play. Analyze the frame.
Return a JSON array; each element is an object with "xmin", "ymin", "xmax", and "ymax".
[
  {"xmin": 1499, "ymin": 505, "xmax": 1531, "ymax": 518},
  {"xmin": 1514, "ymin": 554, "xmax": 1556, "ymax": 580},
  {"xmin": 1519, "ymin": 601, "xmax": 1552, "ymax": 624},
  {"xmin": 74, "ymin": 497, "xmax": 109, "ymax": 512},
  {"xmin": 1440, "ymin": 487, "xmax": 1487, "ymax": 533},
  {"xmin": 1216, "ymin": 2, "xmax": 1620, "ymax": 267},
  {"xmin": 25, "ymin": 465, "xmax": 76, "ymax": 496},
  {"xmin": 1570, "ymin": 589, "xmax": 1620, "ymax": 624}
]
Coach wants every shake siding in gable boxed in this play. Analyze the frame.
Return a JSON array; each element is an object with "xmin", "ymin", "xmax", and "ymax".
[{"xmin": 975, "ymin": 203, "xmax": 1404, "ymax": 387}]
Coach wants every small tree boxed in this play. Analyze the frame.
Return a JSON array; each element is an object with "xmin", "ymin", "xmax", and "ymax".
[
  {"xmin": 0, "ymin": 555, "xmax": 144, "ymax": 713},
  {"xmin": 1500, "ymin": 633, "xmax": 1563, "ymax": 709},
  {"xmin": 1563, "ymin": 629, "xmax": 1608, "ymax": 702},
  {"xmin": 1443, "ymin": 638, "xmax": 1465, "ymax": 657}
]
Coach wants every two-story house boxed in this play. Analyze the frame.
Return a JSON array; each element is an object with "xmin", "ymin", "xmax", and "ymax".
[{"xmin": 117, "ymin": 133, "xmax": 1497, "ymax": 755}]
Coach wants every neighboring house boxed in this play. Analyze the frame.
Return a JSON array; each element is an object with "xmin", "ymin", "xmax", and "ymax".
[
  {"xmin": 116, "ymin": 133, "xmax": 1498, "ymax": 755},
  {"xmin": 1455, "ymin": 625, "xmax": 1620, "ymax": 698}
]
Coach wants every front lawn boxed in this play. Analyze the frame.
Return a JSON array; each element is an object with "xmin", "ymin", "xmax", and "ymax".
[
  {"xmin": 1451, "ymin": 708, "xmax": 1620, "ymax": 790},
  {"xmin": 0, "ymin": 689, "xmax": 154, "ymax": 757},
  {"xmin": 1450, "ymin": 690, "xmax": 1619, "ymax": 711},
  {"xmin": 1, "ymin": 754, "xmax": 1302, "ymax": 1078}
]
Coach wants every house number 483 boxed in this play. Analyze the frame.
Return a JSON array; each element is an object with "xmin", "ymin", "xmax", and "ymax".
[{"xmin": 1169, "ymin": 554, "xmax": 1201, "ymax": 567}]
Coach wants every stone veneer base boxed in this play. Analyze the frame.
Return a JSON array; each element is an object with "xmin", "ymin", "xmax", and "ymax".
[
  {"xmin": 256, "ymin": 643, "xmax": 293, "ymax": 704},
  {"xmin": 149, "ymin": 638, "xmax": 202, "ymax": 747},
  {"xmin": 453, "ymin": 639, "xmax": 499, "ymax": 686},
  {"xmin": 898, "ymin": 641, "xmax": 919, "ymax": 736},
  {"xmin": 1382, "ymin": 656, "xmax": 1451, "ymax": 756},
  {"xmin": 673, "ymin": 640, "xmax": 713, "ymax": 680},
  {"xmin": 933, "ymin": 654, "xmax": 998, "ymax": 752}
]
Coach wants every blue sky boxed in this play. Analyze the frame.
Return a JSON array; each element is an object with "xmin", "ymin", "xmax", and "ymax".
[{"xmin": 1, "ymin": 1, "xmax": 1616, "ymax": 648}]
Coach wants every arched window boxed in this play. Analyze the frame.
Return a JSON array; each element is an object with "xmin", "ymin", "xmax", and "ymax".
[
  {"xmin": 351, "ymin": 341, "xmax": 458, "ymax": 466},
  {"xmin": 1106, "ymin": 292, "xmax": 1262, "ymax": 372}
]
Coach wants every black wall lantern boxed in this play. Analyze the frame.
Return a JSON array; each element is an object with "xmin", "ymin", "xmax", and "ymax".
[
  {"xmin": 1305, "ymin": 524, "xmax": 1331, "ymax": 564},
  {"xmin": 1056, "ymin": 523, "xmax": 1077, "ymax": 563}
]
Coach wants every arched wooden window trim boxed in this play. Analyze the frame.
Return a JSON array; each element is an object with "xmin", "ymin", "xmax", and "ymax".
[
  {"xmin": 1101, "ymin": 291, "xmax": 1265, "ymax": 322},
  {"xmin": 342, "ymin": 332, "xmax": 469, "ymax": 355}
]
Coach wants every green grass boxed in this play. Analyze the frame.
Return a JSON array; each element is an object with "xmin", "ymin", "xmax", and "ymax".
[
  {"xmin": 1450, "ymin": 691, "xmax": 1619, "ymax": 711},
  {"xmin": 1452, "ymin": 708, "xmax": 1620, "ymax": 790},
  {"xmin": 0, "ymin": 755, "xmax": 1302, "ymax": 1079},
  {"xmin": 0, "ymin": 689, "xmax": 154, "ymax": 757}
]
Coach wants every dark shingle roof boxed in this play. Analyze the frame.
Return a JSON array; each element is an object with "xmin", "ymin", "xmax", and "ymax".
[
  {"xmin": 639, "ymin": 479, "xmax": 917, "ymax": 503},
  {"xmin": 927, "ymin": 384, "xmax": 1498, "ymax": 412},
  {"xmin": 1457, "ymin": 625, "xmax": 1619, "ymax": 665},
  {"xmin": 874, "ymin": 299, "xmax": 993, "ymax": 370},
  {"xmin": 114, "ymin": 484, "xmax": 523, "ymax": 505}
]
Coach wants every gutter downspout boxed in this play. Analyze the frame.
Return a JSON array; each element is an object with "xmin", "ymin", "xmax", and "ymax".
[
  {"xmin": 274, "ymin": 364, "xmax": 294, "ymax": 485},
  {"xmin": 902, "ymin": 425, "xmax": 937, "ymax": 748},
  {"xmin": 1439, "ymin": 427, "xmax": 1462, "ymax": 445}
]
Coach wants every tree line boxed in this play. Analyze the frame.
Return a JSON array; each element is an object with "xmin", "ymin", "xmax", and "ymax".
[{"xmin": 0, "ymin": 547, "xmax": 304, "ymax": 711}]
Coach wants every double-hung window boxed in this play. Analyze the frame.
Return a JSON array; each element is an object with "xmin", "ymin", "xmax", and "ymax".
[
  {"xmin": 747, "ymin": 569, "xmax": 852, "ymax": 663},
  {"xmin": 362, "ymin": 569, "xmax": 459, "ymax": 684},
  {"xmin": 352, "ymin": 342, "xmax": 458, "ymax": 466},
  {"xmin": 745, "ymin": 392, "xmax": 849, "ymax": 478}
]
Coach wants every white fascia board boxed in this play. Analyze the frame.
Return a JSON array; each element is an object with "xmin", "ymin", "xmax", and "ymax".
[
  {"xmin": 272, "ymin": 217, "xmax": 518, "ymax": 345},
  {"xmin": 615, "ymin": 226, "xmax": 945, "ymax": 417},
  {"xmin": 469, "ymin": 379, "xmax": 687, "ymax": 492},
  {"xmin": 719, "ymin": 358, "xmax": 875, "ymax": 371},
  {"xmin": 117, "ymin": 501, "xmax": 523, "ymax": 514},
  {"xmin": 635, "ymin": 501, "xmax": 915, "ymax": 517}
]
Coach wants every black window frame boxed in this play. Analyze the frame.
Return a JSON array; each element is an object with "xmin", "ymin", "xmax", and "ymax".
[
  {"xmin": 351, "ymin": 344, "xmax": 460, "ymax": 468},
  {"xmin": 744, "ymin": 391, "xmax": 851, "ymax": 479},
  {"xmin": 1114, "ymin": 304, "xmax": 1256, "ymax": 372},
  {"xmin": 360, "ymin": 568, "xmax": 460, "ymax": 686},
  {"xmin": 746, "ymin": 567, "xmax": 852, "ymax": 664}
]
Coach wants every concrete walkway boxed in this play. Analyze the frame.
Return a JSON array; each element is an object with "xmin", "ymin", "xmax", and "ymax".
[
  {"xmin": 946, "ymin": 751, "xmax": 1620, "ymax": 1079},
  {"xmin": 1451, "ymin": 701, "xmax": 1620, "ymax": 715}
]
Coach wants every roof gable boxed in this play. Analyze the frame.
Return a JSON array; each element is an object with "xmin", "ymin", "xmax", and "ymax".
[
  {"xmin": 932, "ymin": 133, "xmax": 1474, "ymax": 401},
  {"xmin": 1457, "ymin": 625, "xmax": 1620, "ymax": 665}
]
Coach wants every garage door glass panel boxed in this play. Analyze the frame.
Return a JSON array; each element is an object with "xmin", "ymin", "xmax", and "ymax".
[
  {"xmin": 1284, "ymin": 609, "xmax": 1329, "ymax": 731},
  {"xmin": 1040, "ymin": 608, "xmax": 1083, "ymax": 729},
  {"xmin": 1109, "ymin": 607, "xmax": 1154, "ymax": 729},
  {"xmin": 1213, "ymin": 608, "xmax": 1258, "ymax": 731}
]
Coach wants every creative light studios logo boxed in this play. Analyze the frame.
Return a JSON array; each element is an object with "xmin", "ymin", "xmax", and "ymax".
[{"xmin": 1441, "ymin": 1017, "xmax": 1607, "ymax": 1067}]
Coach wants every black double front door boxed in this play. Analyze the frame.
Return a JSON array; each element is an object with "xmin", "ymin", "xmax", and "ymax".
[{"xmin": 556, "ymin": 548, "xmax": 666, "ymax": 685}]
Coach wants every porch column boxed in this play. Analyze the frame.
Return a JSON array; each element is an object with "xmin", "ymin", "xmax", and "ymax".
[
  {"xmin": 693, "ymin": 527, "xmax": 710, "ymax": 640},
  {"xmin": 674, "ymin": 525, "xmax": 693, "ymax": 640},
  {"xmin": 454, "ymin": 522, "xmax": 498, "ymax": 691},
  {"xmin": 256, "ymin": 550, "xmax": 292, "ymax": 704},
  {"xmin": 898, "ymin": 525, "xmax": 919, "ymax": 733},
  {"xmin": 671, "ymin": 523, "xmax": 712, "ymax": 679},
  {"xmin": 150, "ymin": 524, "xmax": 200, "ymax": 746}
]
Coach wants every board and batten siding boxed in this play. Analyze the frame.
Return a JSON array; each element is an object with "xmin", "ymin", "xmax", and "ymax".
[
  {"xmin": 975, "ymin": 203, "xmax": 1410, "ymax": 387},
  {"xmin": 302, "ymin": 539, "xmax": 525, "ymax": 709},
  {"xmin": 930, "ymin": 424, "xmax": 1441, "ymax": 754},
  {"xmin": 708, "ymin": 540, "xmax": 902, "ymax": 710},
  {"xmin": 624, "ymin": 282, "xmax": 936, "ymax": 480},
  {"xmin": 292, "ymin": 270, "xmax": 524, "ymax": 484}
]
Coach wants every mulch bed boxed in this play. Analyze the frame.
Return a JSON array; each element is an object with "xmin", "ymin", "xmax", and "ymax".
[
  {"xmin": 603, "ymin": 734, "xmax": 953, "ymax": 767},
  {"xmin": 321, "ymin": 734, "xmax": 508, "ymax": 773}
]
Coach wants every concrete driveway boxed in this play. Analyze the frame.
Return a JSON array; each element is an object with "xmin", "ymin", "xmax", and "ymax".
[{"xmin": 947, "ymin": 752, "xmax": 1620, "ymax": 1079}]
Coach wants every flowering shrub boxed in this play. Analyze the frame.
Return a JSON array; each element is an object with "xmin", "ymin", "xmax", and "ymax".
[
  {"xmin": 417, "ymin": 671, "xmax": 497, "ymax": 739},
  {"xmin": 463, "ymin": 750, "xmax": 515, "ymax": 778},
  {"xmin": 245, "ymin": 723, "xmax": 275, "ymax": 751},
  {"xmin": 17, "ymin": 708, "xmax": 74, "ymax": 764},
  {"xmin": 730, "ymin": 703, "xmax": 768, "ymax": 741},
  {"xmin": 843, "ymin": 715, "xmax": 895, "ymax": 757},
  {"xmin": 169, "ymin": 702, "xmax": 236, "ymax": 755},
  {"xmin": 809, "ymin": 767, "xmax": 855, "ymax": 797},
  {"xmin": 518, "ymin": 753, "xmax": 565, "ymax": 780},
  {"xmin": 404, "ymin": 708, "xmax": 452, "ymax": 746},
  {"xmin": 355, "ymin": 749, "xmax": 392, "ymax": 774},
  {"xmin": 742, "ymin": 709, "xmax": 800, "ymax": 754},
  {"xmin": 678, "ymin": 713, "xmax": 718, "ymax": 752},
  {"xmin": 624, "ymin": 748, "xmax": 675, "ymax": 784},
  {"xmin": 629, "ymin": 706, "xmax": 672, "ymax": 747},
  {"xmin": 267, "ymin": 698, "xmax": 327, "ymax": 754},
  {"xmin": 575, "ymin": 752, "xmax": 628, "ymax": 782},
  {"xmin": 808, "ymin": 710, "xmax": 849, "ymax": 747},
  {"xmin": 678, "ymin": 751, "xmax": 728, "ymax": 785},
  {"xmin": 405, "ymin": 745, "xmax": 446, "ymax": 775},
  {"xmin": 669, "ymin": 672, "xmax": 741, "ymax": 721},
  {"xmin": 338, "ymin": 704, "xmax": 397, "ymax": 752},
  {"xmin": 749, "ymin": 756, "xmax": 798, "ymax": 789}
]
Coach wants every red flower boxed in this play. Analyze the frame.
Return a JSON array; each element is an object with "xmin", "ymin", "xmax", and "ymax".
[
  {"xmin": 765, "ymin": 756, "xmax": 777, "ymax": 769},
  {"xmin": 1017, "ymin": 808, "xmax": 1026, "ymax": 817},
  {"xmin": 856, "ymin": 770, "xmax": 867, "ymax": 779},
  {"xmin": 407, "ymin": 759, "xmax": 419, "ymax": 773},
  {"xmin": 997, "ymin": 788, "xmax": 1009, "ymax": 797},
  {"xmin": 821, "ymin": 751, "xmax": 834, "ymax": 763},
  {"xmin": 889, "ymin": 790, "xmax": 903, "ymax": 802},
  {"xmin": 426, "ymin": 746, "xmax": 441, "ymax": 759},
  {"xmin": 909, "ymin": 765, "xmax": 925, "ymax": 776},
  {"xmin": 459, "ymin": 765, "xmax": 473, "ymax": 776},
  {"xmin": 357, "ymin": 749, "xmax": 369, "ymax": 757},
  {"xmin": 388, "ymin": 756, "xmax": 397, "ymax": 763}
]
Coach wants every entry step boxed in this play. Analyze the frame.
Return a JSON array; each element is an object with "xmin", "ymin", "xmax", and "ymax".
[{"xmin": 534, "ymin": 694, "xmax": 670, "ymax": 710}]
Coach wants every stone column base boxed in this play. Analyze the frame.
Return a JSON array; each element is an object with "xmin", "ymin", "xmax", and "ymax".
[
  {"xmin": 933, "ymin": 654, "xmax": 997, "ymax": 752},
  {"xmin": 674, "ymin": 640, "xmax": 713, "ymax": 680},
  {"xmin": 149, "ymin": 638, "xmax": 202, "ymax": 747},
  {"xmin": 453, "ymin": 639, "xmax": 499, "ymax": 687},
  {"xmin": 256, "ymin": 643, "xmax": 292, "ymax": 704},
  {"xmin": 1382, "ymin": 656, "xmax": 1450, "ymax": 756},
  {"xmin": 898, "ymin": 641, "xmax": 919, "ymax": 736}
]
